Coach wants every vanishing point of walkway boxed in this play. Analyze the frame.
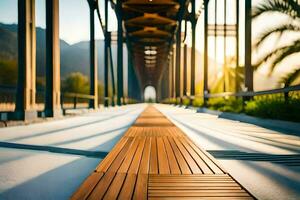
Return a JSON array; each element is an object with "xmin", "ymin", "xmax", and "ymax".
[{"xmin": 72, "ymin": 106, "xmax": 255, "ymax": 199}]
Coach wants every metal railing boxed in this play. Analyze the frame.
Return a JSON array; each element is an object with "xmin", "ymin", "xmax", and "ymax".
[
  {"xmin": 200, "ymin": 85, "xmax": 300, "ymax": 99},
  {"xmin": 61, "ymin": 92, "xmax": 95, "ymax": 110},
  {"xmin": 163, "ymin": 84, "xmax": 300, "ymax": 106},
  {"xmin": 0, "ymin": 85, "xmax": 97, "ymax": 112}
]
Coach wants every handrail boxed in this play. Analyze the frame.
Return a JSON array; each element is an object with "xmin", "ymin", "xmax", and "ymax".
[
  {"xmin": 62, "ymin": 92, "xmax": 94, "ymax": 100},
  {"xmin": 183, "ymin": 84, "xmax": 300, "ymax": 99},
  {"xmin": 0, "ymin": 85, "xmax": 95, "ymax": 111}
]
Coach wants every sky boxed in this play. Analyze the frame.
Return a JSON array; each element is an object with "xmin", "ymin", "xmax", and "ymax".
[{"xmin": 0, "ymin": 0, "xmax": 118, "ymax": 44}]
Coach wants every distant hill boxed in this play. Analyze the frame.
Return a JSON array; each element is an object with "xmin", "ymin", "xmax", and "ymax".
[{"xmin": 0, "ymin": 23, "xmax": 106, "ymax": 80}]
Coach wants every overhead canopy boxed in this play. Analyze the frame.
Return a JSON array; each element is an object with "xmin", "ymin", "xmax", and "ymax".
[{"xmin": 118, "ymin": 0, "xmax": 188, "ymax": 89}]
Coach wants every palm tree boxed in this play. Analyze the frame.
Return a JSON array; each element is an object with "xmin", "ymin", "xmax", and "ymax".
[{"xmin": 252, "ymin": 0, "xmax": 300, "ymax": 86}]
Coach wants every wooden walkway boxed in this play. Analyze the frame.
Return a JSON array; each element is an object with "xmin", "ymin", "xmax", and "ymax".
[{"xmin": 71, "ymin": 106, "xmax": 255, "ymax": 200}]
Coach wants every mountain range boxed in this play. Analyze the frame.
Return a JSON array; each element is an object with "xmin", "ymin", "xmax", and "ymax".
[{"xmin": 0, "ymin": 23, "xmax": 107, "ymax": 80}]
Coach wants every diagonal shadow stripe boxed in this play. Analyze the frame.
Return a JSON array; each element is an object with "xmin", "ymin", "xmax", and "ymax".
[
  {"xmin": 0, "ymin": 142, "xmax": 109, "ymax": 159},
  {"xmin": 208, "ymin": 150, "xmax": 300, "ymax": 166},
  {"xmin": 6, "ymin": 107, "xmax": 140, "ymax": 142}
]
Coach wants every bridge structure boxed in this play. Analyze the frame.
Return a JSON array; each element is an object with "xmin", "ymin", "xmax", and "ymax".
[
  {"xmin": 1, "ymin": 1, "xmax": 300, "ymax": 199},
  {"xmin": 0, "ymin": 0, "xmax": 257, "ymax": 121}
]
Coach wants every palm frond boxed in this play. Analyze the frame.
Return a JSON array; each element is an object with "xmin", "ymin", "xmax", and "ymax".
[
  {"xmin": 253, "ymin": 44, "xmax": 294, "ymax": 70},
  {"xmin": 252, "ymin": 0, "xmax": 300, "ymax": 20},
  {"xmin": 254, "ymin": 23, "xmax": 300, "ymax": 49},
  {"xmin": 269, "ymin": 40, "xmax": 300, "ymax": 72},
  {"xmin": 280, "ymin": 68, "xmax": 300, "ymax": 86}
]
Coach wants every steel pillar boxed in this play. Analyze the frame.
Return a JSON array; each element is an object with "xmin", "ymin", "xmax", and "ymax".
[
  {"xmin": 203, "ymin": 0, "xmax": 209, "ymax": 104},
  {"xmin": 171, "ymin": 47, "xmax": 175, "ymax": 98},
  {"xmin": 45, "ymin": 0, "xmax": 62, "ymax": 117},
  {"xmin": 223, "ymin": 0, "xmax": 227, "ymax": 92},
  {"xmin": 175, "ymin": 22, "xmax": 182, "ymax": 104},
  {"xmin": 235, "ymin": 0, "xmax": 240, "ymax": 93},
  {"xmin": 190, "ymin": 0, "xmax": 196, "ymax": 100},
  {"xmin": 14, "ymin": 0, "xmax": 37, "ymax": 120},
  {"xmin": 117, "ymin": 0, "xmax": 124, "ymax": 106},
  {"xmin": 88, "ymin": 0, "xmax": 98, "ymax": 109},
  {"xmin": 245, "ymin": 0, "xmax": 253, "ymax": 92},
  {"xmin": 108, "ymin": 33, "xmax": 116, "ymax": 106},
  {"xmin": 183, "ymin": 21, "xmax": 188, "ymax": 97},
  {"xmin": 104, "ymin": 0, "xmax": 109, "ymax": 107}
]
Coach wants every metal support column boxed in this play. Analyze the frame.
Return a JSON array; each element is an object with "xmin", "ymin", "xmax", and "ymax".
[
  {"xmin": 171, "ymin": 47, "xmax": 175, "ymax": 99},
  {"xmin": 223, "ymin": 0, "xmax": 227, "ymax": 92},
  {"xmin": 45, "ymin": 0, "xmax": 62, "ymax": 117},
  {"xmin": 245, "ymin": 0, "xmax": 253, "ymax": 93},
  {"xmin": 175, "ymin": 22, "xmax": 182, "ymax": 104},
  {"xmin": 190, "ymin": 0, "xmax": 196, "ymax": 105},
  {"xmin": 108, "ymin": 33, "xmax": 116, "ymax": 106},
  {"xmin": 203, "ymin": 0, "xmax": 209, "ymax": 104},
  {"xmin": 104, "ymin": 0, "xmax": 109, "ymax": 107},
  {"xmin": 168, "ymin": 53, "xmax": 173, "ymax": 99},
  {"xmin": 15, "ymin": 0, "xmax": 37, "ymax": 120},
  {"xmin": 117, "ymin": 0, "xmax": 123, "ymax": 106},
  {"xmin": 183, "ymin": 21, "xmax": 188, "ymax": 97},
  {"xmin": 235, "ymin": 0, "xmax": 240, "ymax": 93},
  {"xmin": 88, "ymin": 0, "xmax": 98, "ymax": 109}
]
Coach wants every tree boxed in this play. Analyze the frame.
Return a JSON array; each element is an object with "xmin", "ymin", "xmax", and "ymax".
[
  {"xmin": 62, "ymin": 72, "xmax": 89, "ymax": 94},
  {"xmin": 0, "ymin": 60, "xmax": 17, "ymax": 85},
  {"xmin": 253, "ymin": 0, "xmax": 300, "ymax": 86}
]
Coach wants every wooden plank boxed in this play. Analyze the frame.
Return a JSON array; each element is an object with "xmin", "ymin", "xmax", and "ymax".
[
  {"xmin": 73, "ymin": 106, "xmax": 254, "ymax": 200},
  {"xmin": 173, "ymin": 137, "xmax": 202, "ymax": 174},
  {"xmin": 118, "ymin": 138, "xmax": 140, "ymax": 173},
  {"xmin": 105, "ymin": 137, "xmax": 134, "ymax": 173},
  {"xmin": 118, "ymin": 174, "xmax": 137, "ymax": 199},
  {"xmin": 148, "ymin": 186, "xmax": 242, "ymax": 190},
  {"xmin": 148, "ymin": 193, "xmax": 250, "ymax": 197},
  {"xmin": 180, "ymin": 137, "xmax": 214, "ymax": 174},
  {"xmin": 149, "ymin": 197, "xmax": 254, "ymax": 200},
  {"xmin": 148, "ymin": 182, "xmax": 240, "ymax": 187},
  {"xmin": 96, "ymin": 137, "xmax": 128, "ymax": 172},
  {"xmin": 139, "ymin": 137, "xmax": 152, "ymax": 174},
  {"xmin": 103, "ymin": 173, "xmax": 126, "ymax": 200},
  {"xmin": 149, "ymin": 137, "xmax": 158, "ymax": 174},
  {"xmin": 162, "ymin": 137, "xmax": 181, "ymax": 174},
  {"xmin": 157, "ymin": 137, "xmax": 171, "ymax": 174},
  {"xmin": 70, "ymin": 172, "xmax": 104, "ymax": 200},
  {"xmin": 149, "ymin": 176, "xmax": 233, "ymax": 179},
  {"xmin": 185, "ymin": 137, "xmax": 225, "ymax": 174},
  {"xmin": 128, "ymin": 137, "xmax": 146, "ymax": 174},
  {"xmin": 87, "ymin": 172, "xmax": 116, "ymax": 200},
  {"xmin": 149, "ymin": 180, "xmax": 236, "ymax": 183},
  {"xmin": 168, "ymin": 137, "xmax": 192, "ymax": 174},
  {"xmin": 149, "ymin": 190, "xmax": 247, "ymax": 193},
  {"xmin": 133, "ymin": 174, "xmax": 148, "ymax": 200},
  {"xmin": 149, "ymin": 174, "xmax": 229, "ymax": 177}
]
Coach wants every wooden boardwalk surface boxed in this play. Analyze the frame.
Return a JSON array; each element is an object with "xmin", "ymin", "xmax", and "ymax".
[{"xmin": 71, "ymin": 106, "xmax": 254, "ymax": 200}]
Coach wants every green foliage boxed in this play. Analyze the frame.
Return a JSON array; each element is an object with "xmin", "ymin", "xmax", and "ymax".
[
  {"xmin": 0, "ymin": 60, "xmax": 17, "ymax": 85},
  {"xmin": 161, "ymin": 98, "xmax": 176, "ymax": 104},
  {"xmin": 245, "ymin": 97, "xmax": 300, "ymax": 122},
  {"xmin": 146, "ymin": 98, "xmax": 154, "ymax": 103},
  {"xmin": 193, "ymin": 98, "xmax": 204, "ymax": 107},
  {"xmin": 62, "ymin": 72, "xmax": 89, "ymax": 94},
  {"xmin": 98, "ymin": 82, "xmax": 104, "ymax": 104},
  {"xmin": 127, "ymin": 98, "xmax": 139, "ymax": 104},
  {"xmin": 182, "ymin": 97, "xmax": 190, "ymax": 106},
  {"xmin": 198, "ymin": 94, "xmax": 300, "ymax": 122},
  {"xmin": 207, "ymin": 97, "xmax": 244, "ymax": 113}
]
